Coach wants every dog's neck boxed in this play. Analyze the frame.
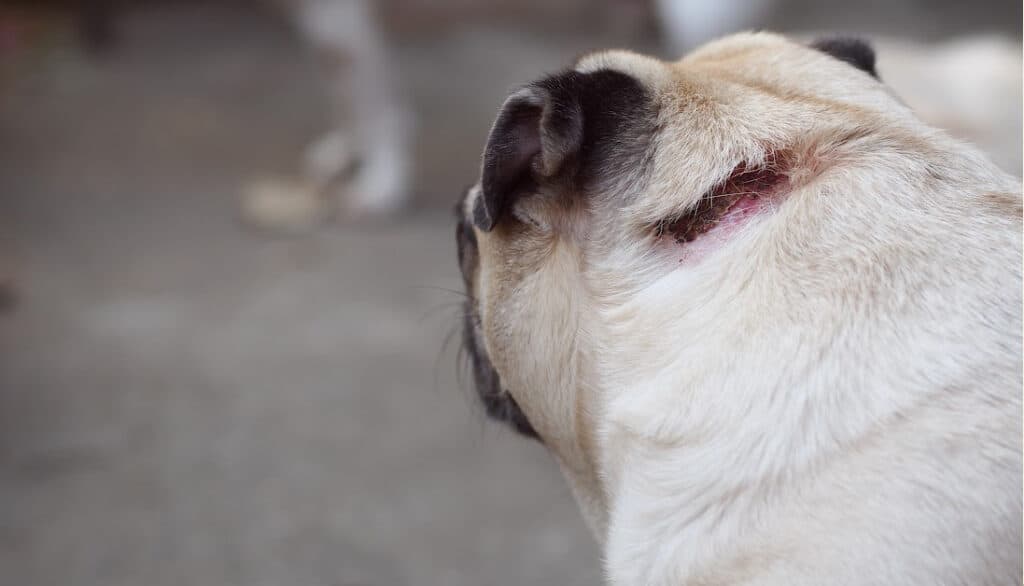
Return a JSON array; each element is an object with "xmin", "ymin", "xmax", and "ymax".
[{"xmin": 546, "ymin": 136, "xmax": 1020, "ymax": 583}]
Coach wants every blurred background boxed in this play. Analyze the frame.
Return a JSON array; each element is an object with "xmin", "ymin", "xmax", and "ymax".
[{"xmin": 0, "ymin": 1, "xmax": 1019, "ymax": 584}]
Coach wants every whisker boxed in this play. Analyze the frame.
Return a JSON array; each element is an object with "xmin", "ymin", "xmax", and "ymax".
[
  {"xmin": 455, "ymin": 338, "xmax": 470, "ymax": 392},
  {"xmin": 432, "ymin": 320, "xmax": 464, "ymax": 396},
  {"xmin": 417, "ymin": 300, "xmax": 467, "ymax": 324},
  {"xmin": 409, "ymin": 284, "xmax": 470, "ymax": 298}
]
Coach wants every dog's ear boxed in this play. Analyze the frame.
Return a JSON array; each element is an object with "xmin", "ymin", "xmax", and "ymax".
[
  {"xmin": 473, "ymin": 84, "xmax": 582, "ymax": 231},
  {"xmin": 473, "ymin": 70, "xmax": 654, "ymax": 231},
  {"xmin": 810, "ymin": 37, "xmax": 878, "ymax": 79}
]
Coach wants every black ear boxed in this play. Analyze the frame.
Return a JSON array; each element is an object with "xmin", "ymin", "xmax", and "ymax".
[
  {"xmin": 810, "ymin": 37, "xmax": 878, "ymax": 78},
  {"xmin": 473, "ymin": 69, "xmax": 654, "ymax": 232},
  {"xmin": 474, "ymin": 85, "xmax": 583, "ymax": 231}
]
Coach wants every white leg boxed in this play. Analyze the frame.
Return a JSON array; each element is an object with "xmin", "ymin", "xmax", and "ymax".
[{"xmin": 293, "ymin": 0, "xmax": 412, "ymax": 216}]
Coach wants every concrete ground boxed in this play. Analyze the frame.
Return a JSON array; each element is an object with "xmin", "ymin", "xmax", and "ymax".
[
  {"xmin": 0, "ymin": 2, "xmax": 1019, "ymax": 586},
  {"xmin": 0, "ymin": 4, "xmax": 606, "ymax": 585}
]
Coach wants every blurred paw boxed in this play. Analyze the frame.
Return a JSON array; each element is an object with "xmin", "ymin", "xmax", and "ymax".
[
  {"xmin": 336, "ymin": 148, "xmax": 411, "ymax": 219},
  {"xmin": 239, "ymin": 176, "xmax": 332, "ymax": 233},
  {"xmin": 302, "ymin": 130, "xmax": 357, "ymax": 190}
]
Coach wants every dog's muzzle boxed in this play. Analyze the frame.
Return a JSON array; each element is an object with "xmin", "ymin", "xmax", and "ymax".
[{"xmin": 455, "ymin": 207, "xmax": 539, "ymax": 440}]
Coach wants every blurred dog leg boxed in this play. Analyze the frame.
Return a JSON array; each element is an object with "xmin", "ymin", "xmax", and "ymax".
[
  {"xmin": 295, "ymin": 0, "xmax": 411, "ymax": 217},
  {"xmin": 241, "ymin": 0, "xmax": 411, "ymax": 231}
]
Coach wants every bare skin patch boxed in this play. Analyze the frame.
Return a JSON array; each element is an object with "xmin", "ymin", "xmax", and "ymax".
[{"xmin": 656, "ymin": 152, "xmax": 795, "ymax": 265}]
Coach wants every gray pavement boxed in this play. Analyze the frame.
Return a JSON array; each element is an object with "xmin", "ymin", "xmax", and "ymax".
[{"xmin": 0, "ymin": 5, "xmax": 602, "ymax": 585}]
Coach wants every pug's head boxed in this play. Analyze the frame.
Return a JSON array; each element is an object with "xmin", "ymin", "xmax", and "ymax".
[{"xmin": 455, "ymin": 32, "xmax": 922, "ymax": 534}]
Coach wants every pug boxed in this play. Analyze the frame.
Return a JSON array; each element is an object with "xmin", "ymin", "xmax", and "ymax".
[{"xmin": 455, "ymin": 32, "xmax": 1022, "ymax": 585}]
